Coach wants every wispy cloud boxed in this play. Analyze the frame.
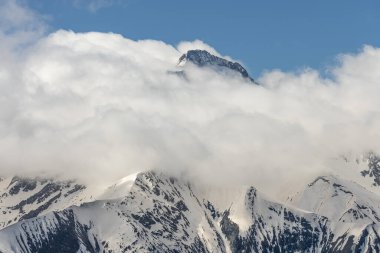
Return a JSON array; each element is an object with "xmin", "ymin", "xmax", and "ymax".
[
  {"xmin": 0, "ymin": 0, "xmax": 46, "ymax": 48},
  {"xmin": 72, "ymin": 0, "xmax": 122, "ymax": 12}
]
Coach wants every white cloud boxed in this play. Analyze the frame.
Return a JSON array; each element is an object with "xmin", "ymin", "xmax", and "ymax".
[{"xmin": 177, "ymin": 40, "xmax": 221, "ymax": 57}]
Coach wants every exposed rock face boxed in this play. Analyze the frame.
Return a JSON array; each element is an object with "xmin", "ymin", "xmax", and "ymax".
[
  {"xmin": 177, "ymin": 50, "xmax": 256, "ymax": 83},
  {"xmin": 361, "ymin": 152, "xmax": 380, "ymax": 186}
]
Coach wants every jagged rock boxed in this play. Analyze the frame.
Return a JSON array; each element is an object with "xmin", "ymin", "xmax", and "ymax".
[
  {"xmin": 361, "ymin": 152, "xmax": 380, "ymax": 186},
  {"xmin": 174, "ymin": 49, "xmax": 256, "ymax": 83}
]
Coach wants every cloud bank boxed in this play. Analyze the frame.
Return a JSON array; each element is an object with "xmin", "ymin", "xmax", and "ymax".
[{"xmin": 1, "ymin": 1, "xmax": 380, "ymax": 192}]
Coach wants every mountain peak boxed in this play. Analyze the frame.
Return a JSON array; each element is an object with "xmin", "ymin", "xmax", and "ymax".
[{"xmin": 178, "ymin": 49, "xmax": 256, "ymax": 83}]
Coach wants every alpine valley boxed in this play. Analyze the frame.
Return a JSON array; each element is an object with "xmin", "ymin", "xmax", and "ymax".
[{"xmin": 1, "ymin": 51, "xmax": 380, "ymax": 253}]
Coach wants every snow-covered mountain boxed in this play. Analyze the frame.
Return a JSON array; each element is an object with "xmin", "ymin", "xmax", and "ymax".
[
  {"xmin": 0, "ymin": 171, "xmax": 329, "ymax": 253},
  {"xmin": 287, "ymin": 175, "xmax": 380, "ymax": 252},
  {"xmin": 0, "ymin": 176, "xmax": 92, "ymax": 229},
  {"xmin": 1, "ymin": 158, "xmax": 380, "ymax": 253}
]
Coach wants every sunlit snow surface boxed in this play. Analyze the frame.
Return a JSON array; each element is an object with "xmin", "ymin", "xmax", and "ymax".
[{"xmin": 1, "ymin": 155, "xmax": 380, "ymax": 252}]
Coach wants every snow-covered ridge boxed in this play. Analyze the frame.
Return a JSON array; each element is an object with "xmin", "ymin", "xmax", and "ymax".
[
  {"xmin": 0, "ymin": 176, "xmax": 91, "ymax": 230},
  {"xmin": 99, "ymin": 172, "xmax": 138, "ymax": 200},
  {"xmin": 1, "ymin": 168, "xmax": 380, "ymax": 252}
]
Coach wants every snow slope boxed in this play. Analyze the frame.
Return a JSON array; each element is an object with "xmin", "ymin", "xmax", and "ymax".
[
  {"xmin": 2, "ymin": 170, "xmax": 375, "ymax": 253},
  {"xmin": 0, "ymin": 176, "xmax": 92, "ymax": 229},
  {"xmin": 2, "ymin": 150, "xmax": 380, "ymax": 252}
]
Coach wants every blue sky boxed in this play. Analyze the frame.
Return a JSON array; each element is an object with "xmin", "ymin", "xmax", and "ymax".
[{"xmin": 28, "ymin": 0, "xmax": 380, "ymax": 76}]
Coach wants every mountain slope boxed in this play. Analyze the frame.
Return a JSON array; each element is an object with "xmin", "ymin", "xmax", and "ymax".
[
  {"xmin": 2, "ymin": 168, "xmax": 380, "ymax": 252},
  {"xmin": 0, "ymin": 172, "xmax": 352, "ymax": 253},
  {"xmin": 0, "ymin": 172, "xmax": 228, "ymax": 253},
  {"xmin": 288, "ymin": 175, "xmax": 380, "ymax": 252},
  {"xmin": 0, "ymin": 176, "xmax": 91, "ymax": 230}
]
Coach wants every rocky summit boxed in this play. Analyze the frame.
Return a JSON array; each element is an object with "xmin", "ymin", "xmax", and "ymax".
[{"xmin": 177, "ymin": 50, "xmax": 256, "ymax": 83}]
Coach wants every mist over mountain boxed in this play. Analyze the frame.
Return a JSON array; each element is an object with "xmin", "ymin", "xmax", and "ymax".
[
  {"xmin": 1, "ymin": 0, "xmax": 380, "ymax": 252},
  {"xmin": 1, "ymin": 28, "xmax": 380, "ymax": 191}
]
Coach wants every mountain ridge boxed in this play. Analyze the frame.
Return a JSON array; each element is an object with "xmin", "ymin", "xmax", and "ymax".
[{"xmin": 1, "ymin": 167, "xmax": 380, "ymax": 252}]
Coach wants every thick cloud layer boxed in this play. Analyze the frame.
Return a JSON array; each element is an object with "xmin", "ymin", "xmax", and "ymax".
[{"xmin": 1, "ymin": 1, "xmax": 380, "ymax": 192}]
